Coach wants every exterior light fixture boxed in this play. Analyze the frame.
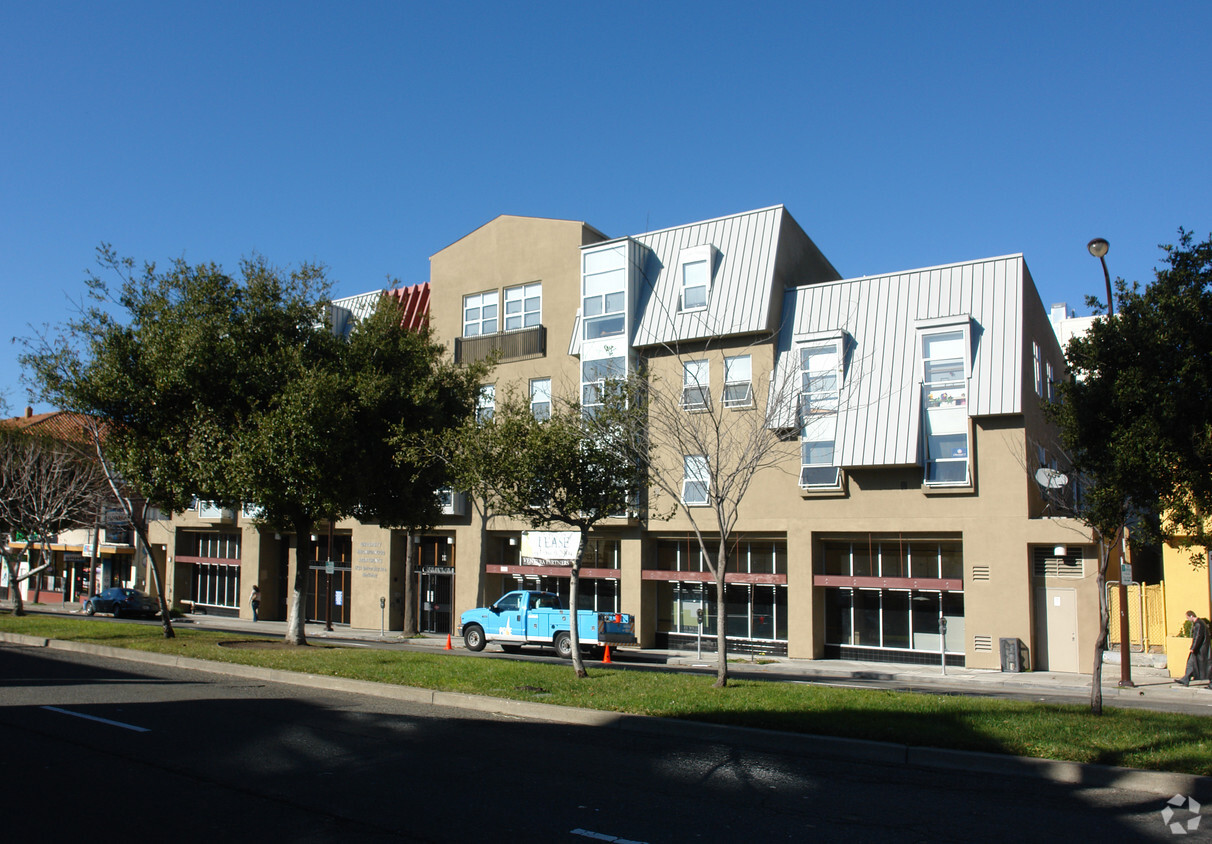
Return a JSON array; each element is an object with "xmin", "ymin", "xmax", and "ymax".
[
  {"xmin": 1087, "ymin": 237, "xmax": 1114, "ymax": 316},
  {"xmin": 1053, "ymin": 545, "xmax": 1067, "ymax": 557}
]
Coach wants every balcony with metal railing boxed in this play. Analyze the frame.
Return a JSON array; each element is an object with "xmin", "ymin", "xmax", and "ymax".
[{"xmin": 454, "ymin": 325, "xmax": 546, "ymax": 365}]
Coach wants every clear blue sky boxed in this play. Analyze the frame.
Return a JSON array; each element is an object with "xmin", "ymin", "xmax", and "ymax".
[{"xmin": 3, "ymin": 1, "xmax": 1209, "ymax": 414}]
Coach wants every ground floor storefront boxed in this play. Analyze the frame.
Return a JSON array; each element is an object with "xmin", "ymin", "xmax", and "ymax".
[{"xmin": 146, "ymin": 517, "xmax": 1097, "ymax": 672}]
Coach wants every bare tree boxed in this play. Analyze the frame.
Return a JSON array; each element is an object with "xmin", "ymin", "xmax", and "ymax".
[
  {"xmin": 612, "ymin": 343, "xmax": 800, "ymax": 688},
  {"xmin": 0, "ymin": 427, "xmax": 109, "ymax": 616}
]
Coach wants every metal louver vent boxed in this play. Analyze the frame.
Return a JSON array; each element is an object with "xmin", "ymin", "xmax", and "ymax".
[
  {"xmin": 971, "ymin": 566, "xmax": 991, "ymax": 581},
  {"xmin": 1032, "ymin": 548, "xmax": 1083, "ymax": 579},
  {"xmin": 974, "ymin": 635, "xmax": 993, "ymax": 652}
]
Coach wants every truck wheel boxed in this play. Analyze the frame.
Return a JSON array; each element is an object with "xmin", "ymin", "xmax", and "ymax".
[
  {"xmin": 463, "ymin": 624, "xmax": 486, "ymax": 652},
  {"xmin": 554, "ymin": 632, "xmax": 572, "ymax": 659}
]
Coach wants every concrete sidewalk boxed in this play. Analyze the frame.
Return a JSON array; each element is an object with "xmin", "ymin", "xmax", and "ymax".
[{"xmin": 47, "ymin": 602, "xmax": 1209, "ymax": 710}]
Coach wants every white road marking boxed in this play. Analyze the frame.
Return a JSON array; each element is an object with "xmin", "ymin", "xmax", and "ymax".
[
  {"xmin": 571, "ymin": 829, "xmax": 648, "ymax": 843},
  {"xmin": 42, "ymin": 706, "xmax": 150, "ymax": 732}
]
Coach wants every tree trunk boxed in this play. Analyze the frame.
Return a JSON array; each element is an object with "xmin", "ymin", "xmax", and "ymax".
[
  {"xmin": 713, "ymin": 538, "xmax": 730, "ymax": 688},
  {"xmin": 568, "ymin": 527, "xmax": 588, "ymax": 679},
  {"xmin": 284, "ymin": 519, "xmax": 311, "ymax": 645},
  {"xmin": 90, "ymin": 429, "xmax": 174, "ymax": 637},
  {"xmin": 3, "ymin": 557, "xmax": 25, "ymax": 616},
  {"xmin": 713, "ymin": 569, "xmax": 728, "ymax": 688},
  {"xmin": 1090, "ymin": 536, "xmax": 1112, "ymax": 715},
  {"xmin": 402, "ymin": 527, "xmax": 417, "ymax": 637}
]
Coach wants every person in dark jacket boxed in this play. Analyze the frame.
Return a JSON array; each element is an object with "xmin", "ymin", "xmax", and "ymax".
[{"xmin": 1176, "ymin": 610, "xmax": 1209, "ymax": 686}]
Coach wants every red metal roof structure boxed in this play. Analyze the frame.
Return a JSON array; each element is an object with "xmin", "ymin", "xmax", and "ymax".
[{"xmin": 385, "ymin": 282, "xmax": 430, "ymax": 331}]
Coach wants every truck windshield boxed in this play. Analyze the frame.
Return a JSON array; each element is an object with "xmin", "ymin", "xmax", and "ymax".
[{"xmin": 532, "ymin": 594, "xmax": 562, "ymax": 609}]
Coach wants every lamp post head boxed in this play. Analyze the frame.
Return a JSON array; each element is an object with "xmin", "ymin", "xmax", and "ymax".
[{"xmin": 1087, "ymin": 238, "xmax": 1110, "ymax": 259}]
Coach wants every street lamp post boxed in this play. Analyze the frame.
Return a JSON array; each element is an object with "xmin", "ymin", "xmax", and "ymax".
[{"xmin": 1087, "ymin": 237, "xmax": 1134, "ymax": 688}]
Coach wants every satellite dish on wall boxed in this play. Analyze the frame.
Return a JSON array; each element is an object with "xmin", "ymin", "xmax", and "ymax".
[{"xmin": 1034, "ymin": 467, "xmax": 1069, "ymax": 489}]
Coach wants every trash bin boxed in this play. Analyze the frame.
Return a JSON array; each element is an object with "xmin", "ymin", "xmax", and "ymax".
[{"xmin": 999, "ymin": 637, "xmax": 1029, "ymax": 672}]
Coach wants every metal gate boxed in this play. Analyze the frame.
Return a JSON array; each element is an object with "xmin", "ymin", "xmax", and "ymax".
[{"xmin": 419, "ymin": 569, "xmax": 452, "ymax": 634}]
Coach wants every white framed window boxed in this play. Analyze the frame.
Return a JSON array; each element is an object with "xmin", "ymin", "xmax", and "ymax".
[
  {"xmin": 505, "ymin": 282, "xmax": 541, "ymax": 332},
  {"xmin": 530, "ymin": 377, "xmax": 551, "ymax": 421},
  {"xmin": 798, "ymin": 342, "xmax": 841, "ymax": 489},
  {"xmin": 682, "ymin": 455, "xmax": 709, "ymax": 505},
  {"xmin": 682, "ymin": 359, "xmax": 710, "ymax": 410},
  {"xmin": 677, "ymin": 245, "xmax": 716, "ymax": 312},
  {"xmin": 800, "ymin": 344, "xmax": 839, "ymax": 418},
  {"xmin": 476, "ymin": 384, "xmax": 495, "ymax": 423},
  {"xmin": 681, "ymin": 261, "xmax": 708, "ymax": 310},
  {"xmin": 800, "ymin": 440, "xmax": 841, "ymax": 488},
  {"xmin": 463, "ymin": 291, "xmax": 499, "ymax": 338},
  {"xmin": 583, "ymin": 247, "xmax": 627, "ymax": 341},
  {"xmin": 922, "ymin": 330, "xmax": 967, "ymax": 392},
  {"xmin": 1045, "ymin": 361, "xmax": 1055, "ymax": 402},
  {"xmin": 1033, "ymin": 341, "xmax": 1043, "ymax": 397},
  {"xmin": 919, "ymin": 322, "xmax": 972, "ymax": 486},
  {"xmin": 723, "ymin": 355, "xmax": 753, "ymax": 408},
  {"xmin": 582, "ymin": 356, "xmax": 626, "ymax": 416}
]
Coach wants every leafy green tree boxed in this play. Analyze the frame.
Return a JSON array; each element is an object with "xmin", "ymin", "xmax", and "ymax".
[
  {"xmin": 443, "ymin": 388, "xmax": 644, "ymax": 678},
  {"xmin": 341, "ymin": 292, "xmax": 484, "ymax": 635},
  {"xmin": 24, "ymin": 248, "xmax": 478, "ymax": 644},
  {"xmin": 1051, "ymin": 229, "xmax": 1212, "ymax": 712}
]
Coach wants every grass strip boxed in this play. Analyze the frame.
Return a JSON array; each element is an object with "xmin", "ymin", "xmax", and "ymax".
[{"xmin": 4, "ymin": 613, "xmax": 1211, "ymax": 776}]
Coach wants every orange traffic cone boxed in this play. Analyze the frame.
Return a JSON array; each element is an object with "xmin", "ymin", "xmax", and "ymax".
[
  {"xmin": 445, "ymin": 634, "xmax": 452, "ymax": 650},
  {"xmin": 603, "ymin": 644, "xmax": 612, "ymax": 663}
]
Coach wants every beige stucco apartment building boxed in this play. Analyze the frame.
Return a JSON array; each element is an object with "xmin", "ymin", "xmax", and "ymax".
[{"xmin": 147, "ymin": 206, "xmax": 1099, "ymax": 672}]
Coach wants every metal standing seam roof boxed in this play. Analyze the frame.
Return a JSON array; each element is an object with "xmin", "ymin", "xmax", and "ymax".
[
  {"xmin": 629, "ymin": 205, "xmax": 790, "ymax": 347},
  {"xmin": 778, "ymin": 254, "xmax": 1027, "ymax": 468}
]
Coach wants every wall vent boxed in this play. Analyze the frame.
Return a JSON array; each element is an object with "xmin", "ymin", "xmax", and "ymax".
[
  {"xmin": 971, "ymin": 565, "xmax": 991, "ymax": 581},
  {"xmin": 974, "ymin": 635, "xmax": 993, "ymax": 652},
  {"xmin": 1032, "ymin": 547, "xmax": 1083, "ymax": 579}
]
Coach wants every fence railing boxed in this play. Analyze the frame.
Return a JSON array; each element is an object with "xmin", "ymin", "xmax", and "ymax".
[
  {"xmin": 454, "ymin": 325, "xmax": 546, "ymax": 365},
  {"xmin": 1108, "ymin": 581, "xmax": 1166, "ymax": 653}
]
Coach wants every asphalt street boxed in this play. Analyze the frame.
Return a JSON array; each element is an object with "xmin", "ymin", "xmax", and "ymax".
[{"xmin": 1, "ymin": 643, "xmax": 1197, "ymax": 843}]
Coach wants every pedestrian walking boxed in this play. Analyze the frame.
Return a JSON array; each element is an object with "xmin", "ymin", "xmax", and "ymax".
[
  {"xmin": 1175, "ymin": 610, "xmax": 1209, "ymax": 686},
  {"xmin": 250, "ymin": 584, "xmax": 261, "ymax": 622}
]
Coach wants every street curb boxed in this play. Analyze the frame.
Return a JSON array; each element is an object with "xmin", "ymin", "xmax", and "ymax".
[{"xmin": 4, "ymin": 631, "xmax": 1210, "ymax": 800}]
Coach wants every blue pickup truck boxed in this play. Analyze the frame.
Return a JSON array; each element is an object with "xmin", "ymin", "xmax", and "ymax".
[{"xmin": 458, "ymin": 590, "xmax": 637, "ymax": 658}]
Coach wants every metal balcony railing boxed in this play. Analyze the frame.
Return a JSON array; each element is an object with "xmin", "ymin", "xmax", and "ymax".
[{"xmin": 454, "ymin": 325, "xmax": 546, "ymax": 364}]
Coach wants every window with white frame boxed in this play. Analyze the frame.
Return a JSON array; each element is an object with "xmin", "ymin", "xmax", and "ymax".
[
  {"xmin": 583, "ymin": 247, "xmax": 626, "ymax": 341},
  {"xmin": 504, "ymin": 282, "xmax": 541, "ymax": 332},
  {"xmin": 682, "ymin": 455, "xmax": 709, "ymax": 505},
  {"xmin": 1033, "ymin": 341, "xmax": 1043, "ymax": 397},
  {"xmin": 681, "ymin": 260, "xmax": 708, "ymax": 310},
  {"xmin": 582, "ymin": 356, "xmax": 625, "ymax": 416},
  {"xmin": 463, "ymin": 291, "xmax": 498, "ymax": 337},
  {"xmin": 476, "ymin": 384, "xmax": 495, "ymax": 423},
  {"xmin": 1045, "ymin": 361, "xmax": 1055, "ymax": 402},
  {"xmin": 920, "ymin": 325, "xmax": 971, "ymax": 486},
  {"xmin": 682, "ymin": 359, "xmax": 709, "ymax": 410},
  {"xmin": 530, "ymin": 377, "xmax": 551, "ymax": 421},
  {"xmin": 677, "ymin": 245, "xmax": 715, "ymax": 312},
  {"xmin": 723, "ymin": 355, "xmax": 753, "ymax": 407},
  {"xmin": 798, "ymin": 342, "xmax": 841, "ymax": 488}
]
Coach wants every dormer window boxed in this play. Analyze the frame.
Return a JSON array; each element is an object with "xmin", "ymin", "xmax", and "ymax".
[
  {"xmin": 677, "ymin": 245, "xmax": 716, "ymax": 312},
  {"xmin": 917, "ymin": 319, "xmax": 973, "ymax": 487}
]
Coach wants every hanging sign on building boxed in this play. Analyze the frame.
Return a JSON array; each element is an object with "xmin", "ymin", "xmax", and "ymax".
[{"xmin": 520, "ymin": 531, "xmax": 580, "ymax": 566}]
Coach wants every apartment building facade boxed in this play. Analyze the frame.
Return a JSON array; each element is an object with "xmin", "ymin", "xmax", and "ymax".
[{"xmin": 147, "ymin": 206, "xmax": 1097, "ymax": 672}]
